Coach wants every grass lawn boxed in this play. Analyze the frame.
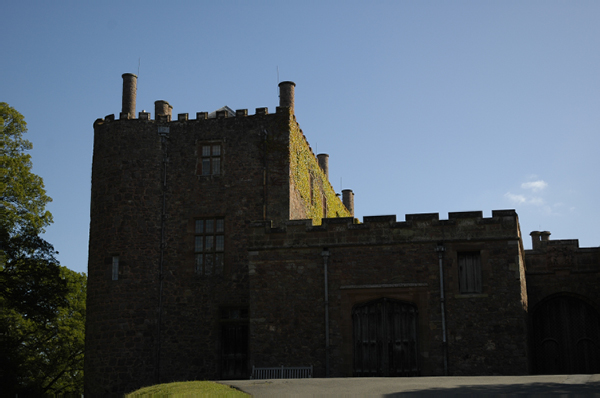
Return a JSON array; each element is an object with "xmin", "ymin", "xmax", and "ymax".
[{"xmin": 125, "ymin": 381, "xmax": 250, "ymax": 397}]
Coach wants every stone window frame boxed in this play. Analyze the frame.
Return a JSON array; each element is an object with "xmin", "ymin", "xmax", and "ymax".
[
  {"xmin": 197, "ymin": 142, "xmax": 222, "ymax": 176},
  {"xmin": 111, "ymin": 256, "xmax": 119, "ymax": 281},
  {"xmin": 457, "ymin": 251, "xmax": 482, "ymax": 294},
  {"xmin": 105, "ymin": 254, "xmax": 122, "ymax": 280},
  {"xmin": 194, "ymin": 217, "xmax": 225, "ymax": 276}
]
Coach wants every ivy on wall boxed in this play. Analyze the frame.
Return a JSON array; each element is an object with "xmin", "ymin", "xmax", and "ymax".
[{"xmin": 288, "ymin": 118, "xmax": 351, "ymax": 225}]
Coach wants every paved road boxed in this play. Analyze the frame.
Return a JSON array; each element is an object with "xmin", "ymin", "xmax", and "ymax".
[{"xmin": 225, "ymin": 374, "xmax": 600, "ymax": 397}]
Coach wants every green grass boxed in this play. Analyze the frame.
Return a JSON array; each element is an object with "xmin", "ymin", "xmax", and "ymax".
[{"xmin": 125, "ymin": 381, "xmax": 250, "ymax": 397}]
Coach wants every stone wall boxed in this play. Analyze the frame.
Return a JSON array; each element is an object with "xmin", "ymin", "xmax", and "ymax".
[
  {"xmin": 525, "ymin": 235, "xmax": 600, "ymax": 373},
  {"xmin": 86, "ymin": 77, "xmax": 598, "ymax": 396},
  {"xmin": 86, "ymin": 98, "xmax": 353, "ymax": 395},
  {"xmin": 526, "ymin": 235, "xmax": 600, "ymax": 310},
  {"xmin": 87, "ymin": 108, "xmax": 293, "ymax": 396},
  {"xmin": 86, "ymin": 117, "xmax": 163, "ymax": 395},
  {"xmin": 248, "ymin": 210, "xmax": 529, "ymax": 377}
]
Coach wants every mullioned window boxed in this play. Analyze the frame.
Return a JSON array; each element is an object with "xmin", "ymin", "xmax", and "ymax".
[
  {"xmin": 197, "ymin": 143, "xmax": 222, "ymax": 176},
  {"xmin": 195, "ymin": 217, "xmax": 224, "ymax": 276}
]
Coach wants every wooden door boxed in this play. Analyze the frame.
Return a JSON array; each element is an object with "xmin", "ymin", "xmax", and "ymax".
[
  {"xmin": 353, "ymin": 298, "xmax": 419, "ymax": 376},
  {"xmin": 532, "ymin": 295, "xmax": 600, "ymax": 374}
]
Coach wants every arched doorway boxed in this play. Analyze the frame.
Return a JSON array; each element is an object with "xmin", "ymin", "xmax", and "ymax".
[
  {"xmin": 352, "ymin": 298, "xmax": 419, "ymax": 376},
  {"xmin": 532, "ymin": 294, "xmax": 600, "ymax": 374}
]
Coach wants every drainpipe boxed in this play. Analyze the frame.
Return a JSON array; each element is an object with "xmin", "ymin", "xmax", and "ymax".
[
  {"xmin": 435, "ymin": 243, "xmax": 448, "ymax": 376},
  {"xmin": 262, "ymin": 129, "xmax": 268, "ymax": 221},
  {"xmin": 156, "ymin": 126, "xmax": 169, "ymax": 384},
  {"xmin": 321, "ymin": 248, "xmax": 330, "ymax": 377}
]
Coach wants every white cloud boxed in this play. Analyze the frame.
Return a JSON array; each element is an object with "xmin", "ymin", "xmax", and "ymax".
[
  {"xmin": 521, "ymin": 180, "xmax": 548, "ymax": 192},
  {"xmin": 505, "ymin": 192, "xmax": 526, "ymax": 204},
  {"xmin": 528, "ymin": 197, "xmax": 545, "ymax": 206},
  {"xmin": 504, "ymin": 192, "xmax": 545, "ymax": 206},
  {"xmin": 504, "ymin": 178, "xmax": 572, "ymax": 217}
]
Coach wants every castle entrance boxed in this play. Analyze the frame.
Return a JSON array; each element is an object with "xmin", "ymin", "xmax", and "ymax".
[
  {"xmin": 532, "ymin": 295, "xmax": 600, "ymax": 374},
  {"xmin": 220, "ymin": 308, "xmax": 249, "ymax": 379},
  {"xmin": 352, "ymin": 298, "xmax": 419, "ymax": 376}
]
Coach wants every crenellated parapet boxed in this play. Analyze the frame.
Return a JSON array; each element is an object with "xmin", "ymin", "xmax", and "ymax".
[
  {"xmin": 249, "ymin": 209, "xmax": 521, "ymax": 249},
  {"xmin": 94, "ymin": 106, "xmax": 290, "ymax": 127},
  {"xmin": 524, "ymin": 232, "xmax": 600, "ymax": 319},
  {"xmin": 93, "ymin": 75, "xmax": 352, "ymax": 224},
  {"xmin": 526, "ymin": 230, "xmax": 599, "ymax": 274}
]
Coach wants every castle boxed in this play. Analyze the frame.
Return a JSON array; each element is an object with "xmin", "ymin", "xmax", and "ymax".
[{"xmin": 84, "ymin": 74, "xmax": 600, "ymax": 396}]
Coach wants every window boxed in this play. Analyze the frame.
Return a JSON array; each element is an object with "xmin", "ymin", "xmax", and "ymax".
[
  {"xmin": 195, "ymin": 217, "xmax": 224, "ymax": 276},
  {"xmin": 112, "ymin": 256, "xmax": 119, "ymax": 280},
  {"xmin": 200, "ymin": 144, "xmax": 221, "ymax": 175},
  {"xmin": 458, "ymin": 252, "xmax": 482, "ymax": 293}
]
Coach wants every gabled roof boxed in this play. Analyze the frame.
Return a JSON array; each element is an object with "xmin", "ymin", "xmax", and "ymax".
[{"xmin": 208, "ymin": 106, "xmax": 235, "ymax": 119}]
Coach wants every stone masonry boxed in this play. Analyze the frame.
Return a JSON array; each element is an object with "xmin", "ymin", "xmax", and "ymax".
[
  {"xmin": 85, "ymin": 77, "xmax": 351, "ymax": 396},
  {"xmin": 85, "ymin": 74, "xmax": 600, "ymax": 397},
  {"xmin": 248, "ymin": 211, "xmax": 529, "ymax": 377}
]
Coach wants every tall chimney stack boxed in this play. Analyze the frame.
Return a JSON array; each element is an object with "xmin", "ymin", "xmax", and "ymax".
[
  {"xmin": 278, "ymin": 81, "xmax": 296, "ymax": 113},
  {"xmin": 317, "ymin": 154, "xmax": 329, "ymax": 178},
  {"xmin": 530, "ymin": 231, "xmax": 541, "ymax": 250},
  {"xmin": 342, "ymin": 189, "xmax": 354, "ymax": 217},
  {"xmin": 122, "ymin": 73, "xmax": 137, "ymax": 119}
]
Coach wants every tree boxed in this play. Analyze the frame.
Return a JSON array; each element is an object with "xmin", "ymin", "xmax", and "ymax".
[
  {"xmin": 1, "ymin": 102, "xmax": 53, "ymax": 237},
  {"xmin": 1, "ymin": 103, "xmax": 84, "ymax": 395},
  {"xmin": 2, "ymin": 267, "xmax": 86, "ymax": 395},
  {"xmin": 43, "ymin": 268, "xmax": 86, "ymax": 395}
]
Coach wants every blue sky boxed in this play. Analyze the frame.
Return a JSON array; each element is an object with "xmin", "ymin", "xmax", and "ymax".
[{"xmin": 2, "ymin": 1, "xmax": 599, "ymax": 274}]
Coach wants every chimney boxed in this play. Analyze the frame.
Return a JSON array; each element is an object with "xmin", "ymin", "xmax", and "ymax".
[
  {"xmin": 278, "ymin": 81, "xmax": 296, "ymax": 113},
  {"xmin": 342, "ymin": 189, "xmax": 354, "ymax": 217},
  {"xmin": 317, "ymin": 154, "xmax": 329, "ymax": 178},
  {"xmin": 121, "ymin": 73, "xmax": 137, "ymax": 119},
  {"xmin": 155, "ymin": 100, "xmax": 173, "ymax": 122},
  {"xmin": 540, "ymin": 231, "xmax": 551, "ymax": 242},
  {"xmin": 530, "ymin": 231, "xmax": 541, "ymax": 250}
]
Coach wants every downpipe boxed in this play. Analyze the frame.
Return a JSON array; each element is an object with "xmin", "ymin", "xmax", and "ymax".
[
  {"xmin": 156, "ymin": 129, "xmax": 169, "ymax": 384},
  {"xmin": 321, "ymin": 248, "xmax": 330, "ymax": 377},
  {"xmin": 436, "ymin": 243, "xmax": 448, "ymax": 376}
]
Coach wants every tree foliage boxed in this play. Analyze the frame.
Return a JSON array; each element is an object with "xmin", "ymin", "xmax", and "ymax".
[
  {"xmin": 1, "ymin": 103, "xmax": 85, "ymax": 395},
  {"xmin": 1, "ymin": 101, "xmax": 53, "ymax": 237},
  {"xmin": 2, "ymin": 266, "xmax": 86, "ymax": 396}
]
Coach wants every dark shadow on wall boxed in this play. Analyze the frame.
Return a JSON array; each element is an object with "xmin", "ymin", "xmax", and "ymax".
[{"xmin": 383, "ymin": 381, "xmax": 600, "ymax": 397}]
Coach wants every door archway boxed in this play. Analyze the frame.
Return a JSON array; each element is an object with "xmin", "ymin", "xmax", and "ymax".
[
  {"xmin": 352, "ymin": 298, "xmax": 419, "ymax": 376},
  {"xmin": 532, "ymin": 294, "xmax": 600, "ymax": 374}
]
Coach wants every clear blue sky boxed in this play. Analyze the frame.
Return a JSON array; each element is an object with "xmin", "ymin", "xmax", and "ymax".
[{"xmin": 3, "ymin": 1, "xmax": 599, "ymax": 274}]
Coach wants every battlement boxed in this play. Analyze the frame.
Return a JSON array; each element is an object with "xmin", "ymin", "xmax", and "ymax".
[
  {"xmin": 97, "ymin": 73, "xmax": 297, "ymax": 127},
  {"xmin": 94, "ymin": 106, "xmax": 295, "ymax": 126},
  {"xmin": 527, "ymin": 230, "xmax": 590, "ymax": 251},
  {"xmin": 526, "ymin": 230, "xmax": 599, "ymax": 274},
  {"xmin": 249, "ymin": 210, "xmax": 520, "ymax": 249}
]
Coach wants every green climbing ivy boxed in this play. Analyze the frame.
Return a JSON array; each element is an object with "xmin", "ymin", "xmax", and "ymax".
[{"xmin": 288, "ymin": 119, "xmax": 351, "ymax": 225}]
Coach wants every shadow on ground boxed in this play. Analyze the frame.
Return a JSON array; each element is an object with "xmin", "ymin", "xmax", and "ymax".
[{"xmin": 383, "ymin": 381, "xmax": 600, "ymax": 397}]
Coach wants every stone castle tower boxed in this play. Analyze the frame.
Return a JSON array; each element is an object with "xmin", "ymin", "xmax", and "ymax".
[
  {"xmin": 85, "ymin": 74, "xmax": 352, "ymax": 395},
  {"xmin": 85, "ymin": 74, "xmax": 600, "ymax": 397}
]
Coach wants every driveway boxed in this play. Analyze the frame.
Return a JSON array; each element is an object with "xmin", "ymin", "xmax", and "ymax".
[{"xmin": 225, "ymin": 374, "xmax": 600, "ymax": 397}]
